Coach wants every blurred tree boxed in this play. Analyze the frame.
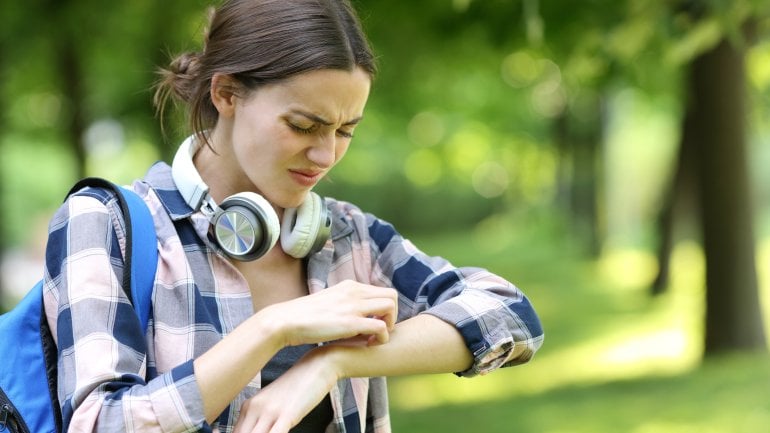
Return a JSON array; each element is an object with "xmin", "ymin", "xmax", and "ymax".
[
  {"xmin": 553, "ymin": 92, "xmax": 607, "ymax": 257},
  {"xmin": 147, "ymin": 0, "xmax": 181, "ymax": 161},
  {"xmin": 51, "ymin": 0, "xmax": 88, "ymax": 179},
  {"xmin": 648, "ymin": 1, "xmax": 767, "ymax": 352},
  {"xmin": 525, "ymin": 0, "xmax": 768, "ymax": 353},
  {"xmin": 650, "ymin": 106, "xmax": 699, "ymax": 296},
  {"xmin": 139, "ymin": 0, "xmax": 208, "ymax": 160},
  {"xmin": 540, "ymin": 2, "xmax": 615, "ymax": 257},
  {"xmin": 689, "ymin": 31, "xmax": 766, "ymax": 353}
]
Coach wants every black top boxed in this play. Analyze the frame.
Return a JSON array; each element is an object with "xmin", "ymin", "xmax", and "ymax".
[{"xmin": 261, "ymin": 344, "xmax": 334, "ymax": 432}]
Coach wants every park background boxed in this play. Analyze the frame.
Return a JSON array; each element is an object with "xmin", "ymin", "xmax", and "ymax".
[{"xmin": 1, "ymin": 0, "xmax": 770, "ymax": 431}]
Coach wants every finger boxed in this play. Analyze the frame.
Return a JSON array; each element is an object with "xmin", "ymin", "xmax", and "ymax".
[
  {"xmin": 334, "ymin": 334, "xmax": 372, "ymax": 346},
  {"xmin": 335, "ymin": 317, "xmax": 389, "ymax": 345},
  {"xmin": 357, "ymin": 298, "xmax": 397, "ymax": 327},
  {"xmin": 378, "ymin": 305, "xmax": 397, "ymax": 331},
  {"xmin": 327, "ymin": 283, "xmax": 399, "ymax": 323},
  {"xmin": 368, "ymin": 288, "xmax": 398, "ymax": 329},
  {"xmin": 251, "ymin": 414, "xmax": 276, "ymax": 433},
  {"xmin": 339, "ymin": 283, "xmax": 398, "ymax": 303},
  {"xmin": 234, "ymin": 402, "xmax": 256, "ymax": 433},
  {"xmin": 367, "ymin": 333, "xmax": 379, "ymax": 346},
  {"xmin": 357, "ymin": 317, "xmax": 390, "ymax": 344},
  {"xmin": 366, "ymin": 332, "xmax": 393, "ymax": 346},
  {"xmin": 268, "ymin": 418, "xmax": 293, "ymax": 433},
  {"xmin": 368, "ymin": 313, "xmax": 395, "ymax": 335}
]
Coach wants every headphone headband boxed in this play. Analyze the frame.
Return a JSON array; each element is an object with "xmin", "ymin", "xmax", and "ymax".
[{"xmin": 172, "ymin": 135, "xmax": 210, "ymax": 211}]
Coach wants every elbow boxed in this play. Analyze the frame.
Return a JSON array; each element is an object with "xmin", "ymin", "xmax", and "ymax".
[
  {"xmin": 508, "ymin": 293, "xmax": 544, "ymax": 360},
  {"xmin": 489, "ymin": 296, "xmax": 546, "ymax": 370}
]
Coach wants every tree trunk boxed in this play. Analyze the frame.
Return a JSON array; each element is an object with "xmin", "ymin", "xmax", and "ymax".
[
  {"xmin": 46, "ymin": 0, "xmax": 87, "ymax": 179},
  {"xmin": 553, "ymin": 111, "xmax": 572, "ymax": 215},
  {"xmin": 689, "ymin": 37, "xmax": 766, "ymax": 354},
  {"xmin": 553, "ymin": 93, "xmax": 605, "ymax": 257},
  {"xmin": 148, "ymin": 0, "xmax": 176, "ymax": 160},
  {"xmin": 58, "ymin": 38, "xmax": 87, "ymax": 180},
  {"xmin": 651, "ymin": 106, "xmax": 699, "ymax": 295},
  {"xmin": 570, "ymin": 94, "xmax": 604, "ymax": 257}
]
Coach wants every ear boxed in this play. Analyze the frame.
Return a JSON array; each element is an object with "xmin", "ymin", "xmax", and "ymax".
[{"xmin": 210, "ymin": 73, "xmax": 239, "ymax": 117}]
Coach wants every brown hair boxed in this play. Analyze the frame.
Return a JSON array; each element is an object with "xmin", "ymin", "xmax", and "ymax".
[{"xmin": 154, "ymin": 0, "xmax": 377, "ymax": 145}]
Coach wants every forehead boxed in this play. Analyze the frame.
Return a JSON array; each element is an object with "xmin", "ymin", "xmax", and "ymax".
[{"xmin": 247, "ymin": 68, "xmax": 371, "ymax": 119}]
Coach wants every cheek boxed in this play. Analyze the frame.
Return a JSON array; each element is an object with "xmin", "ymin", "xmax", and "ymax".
[
  {"xmin": 237, "ymin": 120, "xmax": 291, "ymax": 157},
  {"xmin": 233, "ymin": 104, "xmax": 276, "ymax": 140}
]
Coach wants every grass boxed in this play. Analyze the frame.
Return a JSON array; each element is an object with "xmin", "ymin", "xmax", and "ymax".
[
  {"xmin": 389, "ymin": 220, "xmax": 770, "ymax": 433},
  {"xmin": 390, "ymin": 352, "xmax": 770, "ymax": 433}
]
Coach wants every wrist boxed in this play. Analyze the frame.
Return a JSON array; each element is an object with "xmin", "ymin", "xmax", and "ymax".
[
  {"xmin": 304, "ymin": 345, "xmax": 345, "ymax": 381},
  {"xmin": 310, "ymin": 344, "xmax": 364, "ymax": 381},
  {"xmin": 251, "ymin": 304, "xmax": 289, "ymax": 353}
]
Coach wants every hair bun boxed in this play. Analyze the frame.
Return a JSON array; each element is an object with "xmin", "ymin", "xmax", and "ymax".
[
  {"xmin": 153, "ymin": 51, "xmax": 202, "ymax": 120},
  {"xmin": 170, "ymin": 52, "xmax": 201, "ymax": 78},
  {"xmin": 156, "ymin": 51, "xmax": 202, "ymax": 105}
]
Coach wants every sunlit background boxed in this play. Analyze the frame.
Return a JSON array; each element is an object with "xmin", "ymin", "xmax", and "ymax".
[{"xmin": 1, "ymin": 0, "xmax": 770, "ymax": 432}]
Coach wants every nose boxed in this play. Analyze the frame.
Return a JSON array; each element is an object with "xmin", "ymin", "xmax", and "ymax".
[{"xmin": 306, "ymin": 132, "xmax": 337, "ymax": 169}]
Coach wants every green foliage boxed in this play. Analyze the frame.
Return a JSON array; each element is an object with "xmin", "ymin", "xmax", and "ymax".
[
  {"xmin": 2, "ymin": 0, "xmax": 770, "ymax": 243},
  {"xmin": 389, "ymin": 227, "xmax": 770, "ymax": 432},
  {"xmin": 0, "ymin": 0, "xmax": 769, "ymax": 285}
]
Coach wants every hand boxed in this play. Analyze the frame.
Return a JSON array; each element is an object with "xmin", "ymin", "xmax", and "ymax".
[
  {"xmin": 261, "ymin": 280, "xmax": 398, "ymax": 348},
  {"xmin": 233, "ymin": 347, "xmax": 339, "ymax": 433}
]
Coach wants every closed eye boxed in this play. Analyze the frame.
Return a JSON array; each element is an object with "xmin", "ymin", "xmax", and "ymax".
[
  {"xmin": 337, "ymin": 129, "xmax": 354, "ymax": 138},
  {"xmin": 286, "ymin": 109, "xmax": 362, "ymax": 138},
  {"xmin": 290, "ymin": 121, "xmax": 354, "ymax": 139},
  {"xmin": 288, "ymin": 123, "xmax": 317, "ymax": 135}
]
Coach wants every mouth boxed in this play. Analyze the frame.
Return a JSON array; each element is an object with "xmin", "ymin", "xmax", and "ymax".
[{"xmin": 288, "ymin": 169, "xmax": 324, "ymax": 187}]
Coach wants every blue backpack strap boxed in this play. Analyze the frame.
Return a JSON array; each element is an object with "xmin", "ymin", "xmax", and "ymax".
[
  {"xmin": 117, "ymin": 185, "xmax": 157, "ymax": 335},
  {"xmin": 68, "ymin": 178, "xmax": 157, "ymax": 335}
]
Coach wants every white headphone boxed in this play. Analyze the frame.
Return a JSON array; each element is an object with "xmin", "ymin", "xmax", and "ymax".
[{"xmin": 171, "ymin": 135, "xmax": 331, "ymax": 261}]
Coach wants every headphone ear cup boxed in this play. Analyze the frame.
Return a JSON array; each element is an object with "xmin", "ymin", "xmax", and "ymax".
[
  {"xmin": 280, "ymin": 192, "xmax": 331, "ymax": 258},
  {"xmin": 213, "ymin": 192, "xmax": 280, "ymax": 261}
]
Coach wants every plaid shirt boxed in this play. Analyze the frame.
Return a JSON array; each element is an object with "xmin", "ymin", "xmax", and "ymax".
[{"xmin": 43, "ymin": 162, "xmax": 543, "ymax": 433}]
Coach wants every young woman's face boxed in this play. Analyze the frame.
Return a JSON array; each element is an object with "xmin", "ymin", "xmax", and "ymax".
[{"xmin": 215, "ymin": 67, "xmax": 371, "ymax": 210}]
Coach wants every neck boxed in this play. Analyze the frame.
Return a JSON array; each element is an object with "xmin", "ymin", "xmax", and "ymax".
[
  {"xmin": 192, "ymin": 129, "xmax": 286, "ymax": 220},
  {"xmin": 232, "ymin": 242, "xmax": 302, "ymax": 274},
  {"xmin": 193, "ymin": 140, "xmax": 237, "ymax": 205}
]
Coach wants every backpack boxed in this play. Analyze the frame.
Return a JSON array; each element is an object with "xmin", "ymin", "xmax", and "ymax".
[{"xmin": 0, "ymin": 178, "xmax": 158, "ymax": 433}]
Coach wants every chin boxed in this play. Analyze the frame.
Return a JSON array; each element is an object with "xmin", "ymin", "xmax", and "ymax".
[{"xmin": 279, "ymin": 192, "xmax": 309, "ymax": 210}]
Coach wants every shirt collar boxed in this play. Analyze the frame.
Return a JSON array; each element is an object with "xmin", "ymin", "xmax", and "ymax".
[{"xmin": 142, "ymin": 161, "xmax": 196, "ymax": 221}]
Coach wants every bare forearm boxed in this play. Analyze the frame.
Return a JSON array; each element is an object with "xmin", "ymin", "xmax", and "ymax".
[
  {"xmin": 229, "ymin": 314, "xmax": 472, "ymax": 431},
  {"xmin": 327, "ymin": 314, "xmax": 473, "ymax": 379},
  {"xmin": 193, "ymin": 282, "xmax": 399, "ymax": 423},
  {"xmin": 194, "ymin": 312, "xmax": 283, "ymax": 423}
]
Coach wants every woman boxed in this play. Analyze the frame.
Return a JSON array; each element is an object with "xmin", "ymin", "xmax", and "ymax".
[{"xmin": 43, "ymin": 0, "xmax": 544, "ymax": 432}]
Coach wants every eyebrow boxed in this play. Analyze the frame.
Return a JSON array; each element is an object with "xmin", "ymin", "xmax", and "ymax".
[{"xmin": 290, "ymin": 109, "xmax": 363, "ymax": 126}]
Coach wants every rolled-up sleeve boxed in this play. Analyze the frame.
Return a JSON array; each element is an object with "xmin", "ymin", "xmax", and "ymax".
[
  {"xmin": 420, "ymin": 272, "xmax": 543, "ymax": 376},
  {"xmin": 365, "ymin": 214, "xmax": 544, "ymax": 377},
  {"xmin": 42, "ymin": 189, "xmax": 209, "ymax": 433}
]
